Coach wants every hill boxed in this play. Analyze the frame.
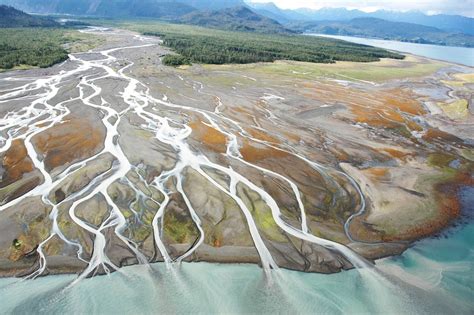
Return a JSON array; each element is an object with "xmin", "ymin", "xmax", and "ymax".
[
  {"xmin": 100, "ymin": 1, "xmax": 195, "ymax": 18},
  {"xmin": 0, "ymin": 5, "xmax": 59, "ymax": 27},
  {"xmin": 177, "ymin": 0, "xmax": 245, "ymax": 10},
  {"xmin": 0, "ymin": 0, "xmax": 244, "ymax": 17},
  {"xmin": 246, "ymin": 3, "xmax": 474, "ymax": 36},
  {"xmin": 0, "ymin": 0, "xmax": 194, "ymax": 17},
  {"xmin": 290, "ymin": 17, "xmax": 474, "ymax": 48},
  {"xmin": 179, "ymin": 6, "xmax": 291, "ymax": 33},
  {"xmin": 246, "ymin": 2, "xmax": 306, "ymax": 22},
  {"xmin": 0, "ymin": 2, "xmax": 294, "ymax": 36}
]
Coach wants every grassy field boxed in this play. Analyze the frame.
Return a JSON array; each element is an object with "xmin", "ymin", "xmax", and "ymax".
[
  {"xmin": 255, "ymin": 56, "xmax": 445, "ymax": 82},
  {"xmin": 197, "ymin": 55, "xmax": 445, "ymax": 83},
  {"xmin": 62, "ymin": 30, "xmax": 104, "ymax": 53},
  {"xmin": 0, "ymin": 28, "xmax": 103, "ymax": 71}
]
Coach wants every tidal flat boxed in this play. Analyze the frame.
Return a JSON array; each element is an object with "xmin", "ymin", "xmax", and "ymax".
[{"xmin": 0, "ymin": 27, "xmax": 472, "ymax": 280}]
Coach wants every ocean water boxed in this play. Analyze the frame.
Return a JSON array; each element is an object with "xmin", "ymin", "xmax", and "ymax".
[
  {"xmin": 308, "ymin": 34, "xmax": 474, "ymax": 67},
  {"xmin": 0, "ymin": 187, "xmax": 472, "ymax": 314}
]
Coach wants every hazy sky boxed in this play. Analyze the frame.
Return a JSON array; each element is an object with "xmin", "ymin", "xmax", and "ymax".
[{"xmin": 248, "ymin": 0, "xmax": 474, "ymax": 17}]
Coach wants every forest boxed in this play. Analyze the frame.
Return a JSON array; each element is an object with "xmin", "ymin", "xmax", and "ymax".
[
  {"xmin": 162, "ymin": 54, "xmax": 191, "ymax": 66},
  {"xmin": 0, "ymin": 28, "xmax": 69, "ymax": 70},
  {"xmin": 0, "ymin": 20, "xmax": 406, "ymax": 70},
  {"xmin": 138, "ymin": 23, "xmax": 404, "ymax": 65}
]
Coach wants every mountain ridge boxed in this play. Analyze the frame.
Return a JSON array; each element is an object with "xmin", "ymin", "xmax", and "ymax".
[
  {"xmin": 0, "ymin": 5, "xmax": 59, "ymax": 27},
  {"xmin": 247, "ymin": 2, "xmax": 474, "ymax": 35},
  {"xmin": 178, "ymin": 6, "xmax": 291, "ymax": 33},
  {"xmin": 0, "ymin": 0, "xmax": 245, "ymax": 16},
  {"xmin": 292, "ymin": 17, "xmax": 474, "ymax": 47}
]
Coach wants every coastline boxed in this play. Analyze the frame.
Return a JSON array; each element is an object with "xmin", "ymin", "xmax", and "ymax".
[{"xmin": 307, "ymin": 33, "xmax": 474, "ymax": 67}]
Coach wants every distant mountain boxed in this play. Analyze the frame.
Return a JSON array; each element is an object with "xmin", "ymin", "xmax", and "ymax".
[
  {"xmin": 0, "ymin": 0, "xmax": 196, "ymax": 18},
  {"xmin": 0, "ymin": 5, "xmax": 59, "ymax": 27},
  {"xmin": 246, "ymin": 3, "xmax": 474, "ymax": 36},
  {"xmin": 248, "ymin": 2, "xmax": 306, "ymax": 22},
  {"xmin": 369, "ymin": 10, "xmax": 474, "ymax": 36},
  {"xmin": 0, "ymin": 1, "xmax": 289, "ymax": 35},
  {"xmin": 177, "ymin": 0, "xmax": 246, "ymax": 10},
  {"xmin": 0, "ymin": 0, "xmax": 245, "ymax": 17},
  {"xmin": 179, "ymin": 6, "xmax": 291, "ymax": 33},
  {"xmin": 96, "ymin": 1, "xmax": 195, "ymax": 18},
  {"xmin": 293, "ymin": 7, "xmax": 366, "ymax": 21},
  {"xmin": 294, "ymin": 17, "xmax": 474, "ymax": 47}
]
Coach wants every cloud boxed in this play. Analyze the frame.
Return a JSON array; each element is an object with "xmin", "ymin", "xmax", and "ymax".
[{"xmin": 248, "ymin": 0, "xmax": 474, "ymax": 17}]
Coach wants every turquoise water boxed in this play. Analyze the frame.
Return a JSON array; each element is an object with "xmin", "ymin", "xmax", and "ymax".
[
  {"xmin": 309, "ymin": 34, "xmax": 474, "ymax": 67},
  {"xmin": 0, "ymin": 187, "xmax": 472, "ymax": 314}
]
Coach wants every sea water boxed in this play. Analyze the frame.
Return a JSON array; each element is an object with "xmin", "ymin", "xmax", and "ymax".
[
  {"xmin": 309, "ymin": 34, "xmax": 474, "ymax": 67},
  {"xmin": 0, "ymin": 187, "xmax": 472, "ymax": 314}
]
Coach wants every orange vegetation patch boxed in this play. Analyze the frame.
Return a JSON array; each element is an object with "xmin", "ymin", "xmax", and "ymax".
[
  {"xmin": 239, "ymin": 139, "xmax": 289, "ymax": 162},
  {"xmin": 422, "ymin": 128, "xmax": 463, "ymax": 143},
  {"xmin": 233, "ymin": 105, "xmax": 262, "ymax": 119},
  {"xmin": 303, "ymin": 83, "xmax": 424, "ymax": 131},
  {"xmin": 383, "ymin": 93, "xmax": 424, "ymax": 116},
  {"xmin": 354, "ymin": 90, "xmax": 425, "ymax": 130},
  {"xmin": 384, "ymin": 171, "xmax": 473, "ymax": 242},
  {"xmin": 189, "ymin": 121, "xmax": 227, "ymax": 153},
  {"xmin": 33, "ymin": 117, "xmax": 104, "ymax": 171},
  {"xmin": 213, "ymin": 238, "xmax": 222, "ymax": 247},
  {"xmin": 349, "ymin": 92, "xmax": 424, "ymax": 130},
  {"xmin": 382, "ymin": 148, "xmax": 412, "ymax": 161},
  {"xmin": 1, "ymin": 139, "xmax": 34, "ymax": 188},
  {"xmin": 328, "ymin": 146, "xmax": 350, "ymax": 162},
  {"xmin": 366, "ymin": 167, "xmax": 390, "ymax": 181},
  {"xmin": 247, "ymin": 127, "xmax": 280, "ymax": 143},
  {"xmin": 302, "ymin": 82, "xmax": 315, "ymax": 89}
]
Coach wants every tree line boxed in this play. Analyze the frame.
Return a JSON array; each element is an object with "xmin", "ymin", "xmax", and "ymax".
[{"xmin": 142, "ymin": 23, "xmax": 404, "ymax": 66}]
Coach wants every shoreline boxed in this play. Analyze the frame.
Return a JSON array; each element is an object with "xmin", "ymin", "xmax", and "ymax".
[
  {"xmin": 305, "ymin": 33, "xmax": 474, "ymax": 49},
  {"xmin": 308, "ymin": 33, "xmax": 474, "ymax": 67},
  {"xmin": 1, "ymin": 208, "xmax": 471, "ymax": 280}
]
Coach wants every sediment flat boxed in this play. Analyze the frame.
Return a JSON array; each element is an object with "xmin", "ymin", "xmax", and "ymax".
[{"xmin": 0, "ymin": 28, "xmax": 472, "ymax": 278}]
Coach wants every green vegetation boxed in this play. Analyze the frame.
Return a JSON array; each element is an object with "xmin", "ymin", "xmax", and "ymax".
[
  {"xmin": 0, "ymin": 28, "xmax": 68, "ymax": 69},
  {"xmin": 162, "ymin": 54, "xmax": 191, "ymax": 67},
  {"xmin": 62, "ymin": 30, "xmax": 105, "ymax": 54},
  {"xmin": 428, "ymin": 152, "xmax": 457, "ymax": 168},
  {"xmin": 130, "ymin": 22, "xmax": 404, "ymax": 65},
  {"xmin": 199, "ymin": 56, "xmax": 443, "ymax": 83},
  {"xmin": 12, "ymin": 238, "xmax": 22, "ymax": 250},
  {"xmin": 0, "ymin": 28, "xmax": 102, "ymax": 71},
  {"xmin": 0, "ymin": 5, "xmax": 103, "ymax": 70},
  {"xmin": 164, "ymin": 211, "xmax": 198, "ymax": 243},
  {"xmin": 439, "ymin": 99, "xmax": 469, "ymax": 120}
]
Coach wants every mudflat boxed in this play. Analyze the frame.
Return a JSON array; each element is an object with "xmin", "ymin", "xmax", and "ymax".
[{"xmin": 0, "ymin": 28, "xmax": 472, "ymax": 278}]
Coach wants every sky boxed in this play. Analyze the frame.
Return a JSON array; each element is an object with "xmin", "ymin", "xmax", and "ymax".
[{"xmin": 247, "ymin": 0, "xmax": 474, "ymax": 17}]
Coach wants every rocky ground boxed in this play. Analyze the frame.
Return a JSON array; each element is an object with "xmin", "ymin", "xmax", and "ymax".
[{"xmin": 0, "ymin": 28, "xmax": 472, "ymax": 278}]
